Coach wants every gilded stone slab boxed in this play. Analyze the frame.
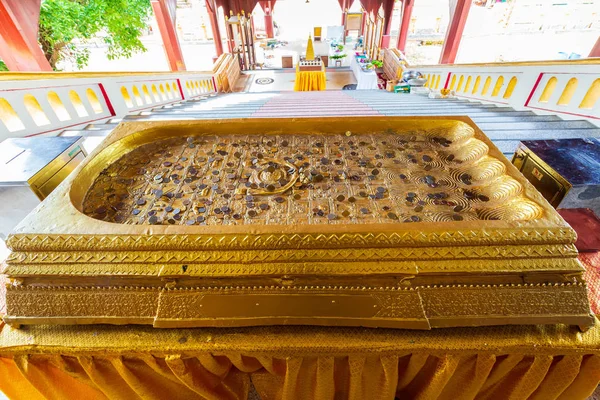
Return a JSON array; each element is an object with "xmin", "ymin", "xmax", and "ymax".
[{"xmin": 2, "ymin": 117, "xmax": 594, "ymax": 330}]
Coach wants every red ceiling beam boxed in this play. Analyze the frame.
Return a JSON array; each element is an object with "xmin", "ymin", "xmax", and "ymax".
[
  {"xmin": 396, "ymin": 0, "xmax": 414, "ymax": 53},
  {"xmin": 438, "ymin": 0, "xmax": 472, "ymax": 64},
  {"xmin": 0, "ymin": 0, "xmax": 52, "ymax": 71},
  {"xmin": 151, "ymin": 0, "xmax": 186, "ymax": 71}
]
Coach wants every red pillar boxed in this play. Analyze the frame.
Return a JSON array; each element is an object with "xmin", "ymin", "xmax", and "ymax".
[
  {"xmin": 590, "ymin": 36, "xmax": 600, "ymax": 58},
  {"xmin": 206, "ymin": 0, "xmax": 223, "ymax": 56},
  {"xmin": 380, "ymin": 0, "xmax": 394, "ymax": 49},
  {"xmin": 438, "ymin": 0, "xmax": 472, "ymax": 64},
  {"xmin": 396, "ymin": 0, "xmax": 414, "ymax": 53},
  {"xmin": 260, "ymin": 1, "xmax": 275, "ymax": 39},
  {"xmin": 382, "ymin": 0, "xmax": 394, "ymax": 36},
  {"xmin": 361, "ymin": 11, "xmax": 367, "ymax": 36},
  {"xmin": 151, "ymin": 0, "xmax": 186, "ymax": 71},
  {"xmin": 264, "ymin": 14, "xmax": 274, "ymax": 38},
  {"xmin": 0, "ymin": 0, "xmax": 52, "ymax": 71},
  {"xmin": 338, "ymin": 0, "xmax": 349, "ymax": 40}
]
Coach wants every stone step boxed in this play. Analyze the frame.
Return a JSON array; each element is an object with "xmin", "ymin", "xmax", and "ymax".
[
  {"xmin": 254, "ymin": 110, "xmax": 383, "ymax": 117},
  {"xmin": 378, "ymin": 108, "xmax": 537, "ymax": 116},
  {"xmin": 150, "ymin": 107, "xmax": 264, "ymax": 113},
  {"xmin": 467, "ymin": 115, "xmax": 560, "ymax": 123},
  {"xmin": 476, "ymin": 120, "xmax": 597, "ymax": 131},
  {"xmin": 490, "ymin": 140, "xmax": 521, "ymax": 155},
  {"xmin": 155, "ymin": 104, "xmax": 500, "ymax": 113},
  {"xmin": 483, "ymin": 128, "xmax": 600, "ymax": 141},
  {"xmin": 84, "ymin": 123, "xmax": 119, "ymax": 130},
  {"xmin": 59, "ymin": 129, "xmax": 113, "ymax": 137}
]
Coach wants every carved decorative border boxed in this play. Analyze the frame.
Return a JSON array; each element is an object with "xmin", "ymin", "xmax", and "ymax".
[
  {"xmin": 6, "ymin": 228, "xmax": 577, "ymax": 252},
  {"xmin": 5, "ymin": 243, "xmax": 578, "ymax": 265},
  {"xmin": 3, "ymin": 255, "xmax": 583, "ymax": 277}
]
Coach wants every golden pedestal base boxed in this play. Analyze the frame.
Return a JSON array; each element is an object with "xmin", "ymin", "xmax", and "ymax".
[{"xmin": 2, "ymin": 117, "xmax": 594, "ymax": 330}]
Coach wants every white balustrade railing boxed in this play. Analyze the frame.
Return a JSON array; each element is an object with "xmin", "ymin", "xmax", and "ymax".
[
  {"xmin": 0, "ymin": 71, "xmax": 217, "ymax": 140},
  {"xmin": 416, "ymin": 59, "xmax": 600, "ymax": 125}
]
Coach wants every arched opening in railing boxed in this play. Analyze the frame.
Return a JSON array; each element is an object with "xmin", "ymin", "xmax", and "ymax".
[
  {"xmin": 472, "ymin": 76, "xmax": 481, "ymax": 94},
  {"xmin": 159, "ymin": 84, "xmax": 166, "ymax": 101},
  {"xmin": 151, "ymin": 85, "xmax": 160, "ymax": 101},
  {"xmin": 132, "ymin": 86, "xmax": 143, "ymax": 105},
  {"xmin": 557, "ymin": 78, "xmax": 578, "ymax": 106},
  {"xmin": 172, "ymin": 82, "xmax": 178, "ymax": 95},
  {"xmin": 456, "ymin": 75, "xmax": 464, "ymax": 92},
  {"xmin": 538, "ymin": 77, "xmax": 558, "ymax": 103},
  {"xmin": 481, "ymin": 76, "xmax": 492, "ymax": 96},
  {"xmin": 449, "ymin": 75, "xmax": 457, "ymax": 90},
  {"xmin": 435, "ymin": 75, "xmax": 441, "ymax": 89},
  {"xmin": 121, "ymin": 87, "xmax": 133, "ymax": 108},
  {"xmin": 491, "ymin": 76, "xmax": 504, "ymax": 97},
  {"xmin": 86, "ymin": 89, "xmax": 103, "ymax": 114},
  {"xmin": 0, "ymin": 98, "xmax": 25, "ymax": 132},
  {"xmin": 503, "ymin": 77, "xmax": 518, "ymax": 99},
  {"xmin": 23, "ymin": 94, "xmax": 50, "ymax": 126},
  {"xmin": 142, "ymin": 85, "xmax": 152, "ymax": 104},
  {"xmin": 579, "ymin": 79, "xmax": 600, "ymax": 109},
  {"xmin": 464, "ymin": 76, "xmax": 472, "ymax": 93},
  {"xmin": 166, "ymin": 84, "xmax": 173, "ymax": 99},
  {"xmin": 47, "ymin": 92, "xmax": 71, "ymax": 121},
  {"xmin": 69, "ymin": 90, "xmax": 89, "ymax": 117}
]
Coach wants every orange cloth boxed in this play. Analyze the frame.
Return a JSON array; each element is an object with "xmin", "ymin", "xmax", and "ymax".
[
  {"xmin": 1, "ymin": 252, "xmax": 600, "ymax": 399},
  {"xmin": 1, "ymin": 320, "xmax": 600, "ymax": 400},
  {"xmin": 294, "ymin": 68, "xmax": 326, "ymax": 91}
]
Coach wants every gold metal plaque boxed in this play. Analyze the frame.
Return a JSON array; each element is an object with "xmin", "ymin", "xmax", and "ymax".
[{"xmin": 2, "ymin": 117, "xmax": 594, "ymax": 330}]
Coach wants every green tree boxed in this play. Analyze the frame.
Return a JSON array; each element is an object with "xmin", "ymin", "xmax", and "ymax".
[{"xmin": 38, "ymin": 0, "xmax": 152, "ymax": 70}]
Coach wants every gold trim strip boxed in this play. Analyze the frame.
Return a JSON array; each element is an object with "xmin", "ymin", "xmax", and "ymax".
[
  {"xmin": 6, "ymin": 229, "xmax": 578, "ymax": 252},
  {"xmin": 5, "ymin": 243, "xmax": 579, "ymax": 265},
  {"xmin": 3, "ymin": 257, "xmax": 583, "ymax": 277},
  {"xmin": 412, "ymin": 58, "xmax": 600, "ymax": 69},
  {"xmin": 0, "ymin": 71, "xmax": 214, "ymax": 81},
  {"xmin": 4, "ymin": 283, "xmax": 592, "ymax": 330}
]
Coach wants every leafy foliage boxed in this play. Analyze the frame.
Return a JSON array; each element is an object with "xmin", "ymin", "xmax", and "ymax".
[
  {"xmin": 0, "ymin": 60, "xmax": 8, "ymax": 71},
  {"xmin": 38, "ymin": 0, "xmax": 152, "ymax": 70}
]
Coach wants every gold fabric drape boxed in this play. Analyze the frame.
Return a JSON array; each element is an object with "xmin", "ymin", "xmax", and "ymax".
[
  {"xmin": 1, "ymin": 320, "xmax": 600, "ymax": 400},
  {"xmin": 1, "ymin": 352, "xmax": 600, "ymax": 400},
  {"xmin": 1, "ymin": 255, "xmax": 600, "ymax": 399},
  {"xmin": 294, "ymin": 68, "xmax": 326, "ymax": 91}
]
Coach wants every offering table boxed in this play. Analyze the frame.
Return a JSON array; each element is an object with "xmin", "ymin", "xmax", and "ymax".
[
  {"xmin": 0, "ymin": 117, "xmax": 597, "ymax": 399},
  {"xmin": 294, "ymin": 60, "xmax": 326, "ymax": 91}
]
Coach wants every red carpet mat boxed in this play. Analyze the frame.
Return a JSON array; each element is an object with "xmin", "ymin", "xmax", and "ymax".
[{"xmin": 376, "ymin": 71, "xmax": 388, "ymax": 90}]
